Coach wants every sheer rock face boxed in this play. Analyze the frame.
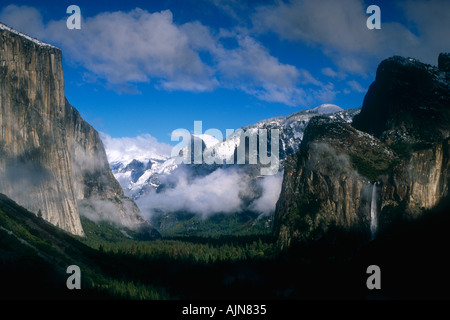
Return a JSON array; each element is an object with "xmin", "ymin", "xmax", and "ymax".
[
  {"xmin": 275, "ymin": 55, "xmax": 450, "ymax": 249},
  {"xmin": 274, "ymin": 117, "xmax": 395, "ymax": 248},
  {"xmin": 0, "ymin": 25, "xmax": 149, "ymax": 236}
]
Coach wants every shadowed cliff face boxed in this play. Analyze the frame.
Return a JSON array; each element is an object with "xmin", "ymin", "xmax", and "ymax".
[
  {"xmin": 353, "ymin": 56, "xmax": 450, "ymax": 145},
  {"xmin": 275, "ymin": 54, "xmax": 450, "ymax": 249},
  {"xmin": 0, "ymin": 24, "xmax": 151, "ymax": 236},
  {"xmin": 274, "ymin": 117, "xmax": 395, "ymax": 248},
  {"xmin": 66, "ymin": 99, "xmax": 149, "ymax": 231}
]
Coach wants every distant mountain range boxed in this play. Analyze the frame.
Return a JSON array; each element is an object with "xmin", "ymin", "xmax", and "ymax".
[
  {"xmin": 108, "ymin": 104, "xmax": 358, "ymax": 199},
  {"xmin": 105, "ymin": 104, "xmax": 360, "ymax": 234}
]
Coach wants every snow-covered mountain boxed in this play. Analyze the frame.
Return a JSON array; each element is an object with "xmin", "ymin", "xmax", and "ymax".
[
  {"xmin": 106, "ymin": 104, "xmax": 359, "ymax": 200},
  {"xmin": 170, "ymin": 104, "xmax": 356, "ymax": 171},
  {"xmin": 103, "ymin": 134, "xmax": 176, "ymax": 200},
  {"xmin": 238, "ymin": 104, "xmax": 356, "ymax": 161},
  {"xmin": 306, "ymin": 104, "xmax": 344, "ymax": 114},
  {"xmin": 103, "ymin": 104, "xmax": 360, "ymax": 229}
]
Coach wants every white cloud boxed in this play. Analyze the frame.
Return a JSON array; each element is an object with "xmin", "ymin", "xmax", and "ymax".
[
  {"xmin": 50, "ymin": 9, "xmax": 216, "ymax": 90},
  {"xmin": 252, "ymin": 0, "xmax": 375, "ymax": 52},
  {"xmin": 212, "ymin": 34, "xmax": 339, "ymax": 105},
  {"xmin": 1, "ymin": 6, "xmax": 217, "ymax": 92},
  {"xmin": 298, "ymin": 69, "xmax": 322, "ymax": 86},
  {"xmin": 252, "ymin": 0, "xmax": 449, "ymax": 74},
  {"xmin": 217, "ymin": 35, "xmax": 299, "ymax": 87},
  {"xmin": 2, "ymin": 1, "xmax": 448, "ymax": 105},
  {"xmin": 137, "ymin": 167, "xmax": 254, "ymax": 218},
  {"xmin": 100, "ymin": 133, "xmax": 173, "ymax": 165},
  {"xmin": 214, "ymin": 34, "xmax": 302, "ymax": 104},
  {"xmin": 399, "ymin": 0, "xmax": 450, "ymax": 64},
  {"xmin": 322, "ymin": 67, "xmax": 339, "ymax": 78},
  {"xmin": 136, "ymin": 166, "xmax": 283, "ymax": 219},
  {"xmin": 321, "ymin": 67, "xmax": 347, "ymax": 80},
  {"xmin": 249, "ymin": 172, "xmax": 283, "ymax": 215},
  {"xmin": 0, "ymin": 4, "xmax": 338, "ymax": 107},
  {"xmin": 207, "ymin": 0, "xmax": 249, "ymax": 22},
  {"xmin": 0, "ymin": 5, "xmax": 45, "ymax": 38},
  {"xmin": 347, "ymin": 80, "xmax": 366, "ymax": 93},
  {"xmin": 245, "ymin": 85, "xmax": 306, "ymax": 106}
]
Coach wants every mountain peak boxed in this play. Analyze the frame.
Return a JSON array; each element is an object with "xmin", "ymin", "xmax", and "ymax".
[
  {"xmin": 307, "ymin": 104, "xmax": 343, "ymax": 114},
  {"xmin": 192, "ymin": 134, "xmax": 221, "ymax": 149},
  {"xmin": 352, "ymin": 53, "xmax": 450, "ymax": 144}
]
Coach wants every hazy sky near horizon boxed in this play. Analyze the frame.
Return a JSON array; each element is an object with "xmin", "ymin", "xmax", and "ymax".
[{"xmin": 1, "ymin": 0, "xmax": 449, "ymax": 145}]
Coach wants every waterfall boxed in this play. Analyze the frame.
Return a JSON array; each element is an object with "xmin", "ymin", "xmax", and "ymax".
[{"xmin": 370, "ymin": 183, "xmax": 378, "ymax": 239}]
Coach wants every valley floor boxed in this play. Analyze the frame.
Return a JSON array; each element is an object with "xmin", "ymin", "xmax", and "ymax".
[{"xmin": 1, "ymin": 193, "xmax": 450, "ymax": 300}]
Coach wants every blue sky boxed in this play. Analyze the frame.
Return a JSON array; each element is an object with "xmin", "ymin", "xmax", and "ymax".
[{"xmin": 1, "ymin": 0, "xmax": 449, "ymax": 146}]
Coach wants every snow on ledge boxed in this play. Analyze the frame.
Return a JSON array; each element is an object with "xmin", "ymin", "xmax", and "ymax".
[{"xmin": 0, "ymin": 22, "xmax": 59, "ymax": 50}]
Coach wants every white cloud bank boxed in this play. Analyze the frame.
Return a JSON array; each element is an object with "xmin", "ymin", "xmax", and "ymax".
[
  {"xmin": 100, "ymin": 131, "xmax": 284, "ymax": 219},
  {"xmin": 100, "ymin": 133, "xmax": 173, "ymax": 165},
  {"xmin": 249, "ymin": 171, "xmax": 283, "ymax": 215},
  {"xmin": 2, "ymin": 1, "xmax": 446, "ymax": 106},
  {"xmin": 0, "ymin": 4, "xmax": 331, "ymax": 106},
  {"xmin": 135, "ymin": 166, "xmax": 283, "ymax": 219},
  {"xmin": 137, "ymin": 167, "xmax": 247, "ymax": 218},
  {"xmin": 252, "ymin": 0, "xmax": 450, "ymax": 74}
]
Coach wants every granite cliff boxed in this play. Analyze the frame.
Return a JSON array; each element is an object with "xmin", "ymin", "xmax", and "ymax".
[
  {"xmin": 0, "ymin": 23, "xmax": 154, "ymax": 237},
  {"xmin": 275, "ymin": 54, "xmax": 450, "ymax": 249}
]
